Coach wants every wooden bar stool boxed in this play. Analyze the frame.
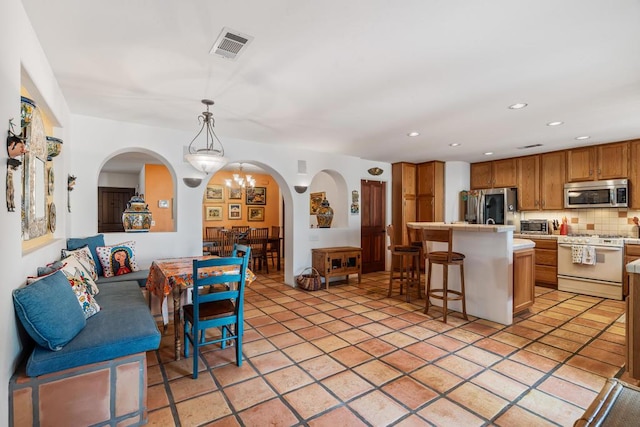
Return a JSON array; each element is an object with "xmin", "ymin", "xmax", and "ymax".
[
  {"xmin": 421, "ymin": 227, "xmax": 467, "ymax": 323},
  {"xmin": 386, "ymin": 225, "xmax": 422, "ymax": 302}
]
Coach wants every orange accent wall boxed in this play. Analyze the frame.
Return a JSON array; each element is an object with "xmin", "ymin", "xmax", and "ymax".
[
  {"xmin": 145, "ymin": 164, "xmax": 174, "ymax": 232},
  {"xmin": 202, "ymin": 171, "xmax": 280, "ymax": 234}
]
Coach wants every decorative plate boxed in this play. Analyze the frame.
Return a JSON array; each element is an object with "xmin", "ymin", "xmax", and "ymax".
[
  {"xmin": 48, "ymin": 167, "xmax": 54, "ymax": 195},
  {"xmin": 48, "ymin": 203, "xmax": 56, "ymax": 233}
]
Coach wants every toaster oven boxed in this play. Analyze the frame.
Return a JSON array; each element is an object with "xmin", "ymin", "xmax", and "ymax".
[{"xmin": 520, "ymin": 219, "xmax": 549, "ymax": 235}]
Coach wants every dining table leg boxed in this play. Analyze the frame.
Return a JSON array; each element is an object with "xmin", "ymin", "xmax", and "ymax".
[{"xmin": 173, "ymin": 285, "xmax": 183, "ymax": 360}]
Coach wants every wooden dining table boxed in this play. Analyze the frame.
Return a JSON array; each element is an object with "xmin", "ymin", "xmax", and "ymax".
[
  {"xmin": 203, "ymin": 233, "xmax": 283, "ymax": 270},
  {"xmin": 146, "ymin": 256, "xmax": 256, "ymax": 360}
]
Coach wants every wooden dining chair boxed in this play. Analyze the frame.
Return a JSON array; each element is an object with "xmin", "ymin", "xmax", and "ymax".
[
  {"xmin": 248, "ymin": 227, "xmax": 269, "ymax": 273},
  {"xmin": 203, "ymin": 226, "xmax": 225, "ymax": 255},
  {"xmin": 183, "ymin": 244, "xmax": 251, "ymax": 379},
  {"xmin": 231, "ymin": 225, "xmax": 250, "ymax": 234},
  {"xmin": 267, "ymin": 226, "xmax": 281, "ymax": 267},
  {"xmin": 218, "ymin": 230, "xmax": 240, "ymax": 257}
]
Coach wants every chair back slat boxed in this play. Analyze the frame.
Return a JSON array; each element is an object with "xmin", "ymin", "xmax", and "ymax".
[{"xmin": 421, "ymin": 228, "xmax": 454, "ymax": 261}]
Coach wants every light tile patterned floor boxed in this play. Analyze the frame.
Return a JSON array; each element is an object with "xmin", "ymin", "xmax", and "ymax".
[{"xmin": 146, "ymin": 269, "xmax": 630, "ymax": 427}]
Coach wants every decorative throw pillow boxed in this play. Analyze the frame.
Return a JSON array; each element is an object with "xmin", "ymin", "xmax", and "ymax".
[
  {"xmin": 96, "ymin": 241, "xmax": 139, "ymax": 278},
  {"xmin": 67, "ymin": 234, "xmax": 105, "ymax": 277},
  {"xmin": 37, "ymin": 260, "xmax": 64, "ymax": 277},
  {"xmin": 61, "ymin": 245, "xmax": 98, "ymax": 281},
  {"xmin": 13, "ymin": 270, "xmax": 86, "ymax": 351},
  {"xmin": 62, "ymin": 267, "xmax": 101, "ymax": 319},
  {"xmin": 59, "ymin": 255, "xmax": 100, "ymax": 297}
]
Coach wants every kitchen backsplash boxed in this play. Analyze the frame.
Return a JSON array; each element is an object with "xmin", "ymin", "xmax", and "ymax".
[{"xmin": 518, "ymin": 209, "xmax": 640, "ymax": 237}]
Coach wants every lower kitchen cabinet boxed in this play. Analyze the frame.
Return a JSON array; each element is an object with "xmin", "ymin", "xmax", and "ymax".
[
  {"xmin": 625, "ymin": 244, "xmax": 640, "ymax": 297},
  {"xmin": 531, "ymin": 238, "xmax": 558, "ymax": 287},
  {"xmin": 514, "ymin": 248, "xmax": 535, "ymax": 314}
]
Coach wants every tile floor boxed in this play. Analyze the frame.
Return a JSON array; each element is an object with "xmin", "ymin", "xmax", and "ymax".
[{"xmin": 145, "ymin": 269, "xmax": 632, "ymax": 427}]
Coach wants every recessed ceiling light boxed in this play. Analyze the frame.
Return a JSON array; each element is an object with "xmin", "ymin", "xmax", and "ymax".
[
  {"xmin": 575, "ymin": 136, "xmax": 590, "ymax": 140},
  {"xmin": 449, "ymin": 143, "xmax": 460, "ymax": 147},
  {"xmin": 407, "ymin": 132, "xmax": 420, "ymax": 137},
  {"xmin": 547, "ymin": 121, "xmax": 564, "ymax": 126},
  {"xmin": 508, "ymin": 103, "xmax": 528, "ymax": 110},
  {"xmin": 484, "ymin": 152, "xmax": 494, "ymax": 156}
]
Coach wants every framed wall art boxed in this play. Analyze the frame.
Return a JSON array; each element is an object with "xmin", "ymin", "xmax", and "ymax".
[
  {"xmin": 248, "ymin": 207, "xmax": 265, "ymax": 222},
  {"xmin": 228, "ymin": 187, "xmax": 242, "ymax": 200},
  {"xmin": 246, "ymin": 187, "xmax": 266, "ymax": 205},
  {"xmin": 205, "ymin": 205, "xmax": 223, "ymax": 221},
  {"xmin": 228, "ymin": 203, "xmax": 242, "ymax": 220},
  {"xmin": 205, "ymin": 184, "xmax": 224, "ymax": 201},
  {"xmin": 310, "ymin": 191, "xmax": 325, "ymax": 215}
]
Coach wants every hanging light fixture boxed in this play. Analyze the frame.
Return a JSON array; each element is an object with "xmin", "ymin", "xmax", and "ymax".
[
  {"xmin": 184, "ymin": 99, "xmax": 228, "ymax": 174},
  {"xmin": 225, "ymin": 163, "xmax": 256, "ymax": 189}
]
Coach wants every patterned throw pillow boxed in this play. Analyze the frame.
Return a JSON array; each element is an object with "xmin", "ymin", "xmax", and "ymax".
[
  {"xmin": 61, "ymin": 245, "xmax": 98, "ymax": 281},
  {"xmin": 59, "ymin": 255, "xmax": 100, "ymax": 297},
  {"xmin": 95, "ymin": 241, "xmax": 139, "ymax": 278}
]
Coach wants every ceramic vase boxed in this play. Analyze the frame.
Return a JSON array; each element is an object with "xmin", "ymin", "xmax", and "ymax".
[
  {"xmin": 316, "ymin": 198, "xmax": 334, "ymax": 228},
  {"xmin": 46, "ymin": 136, "xmax": 63, "ymax": 160},
  {"xmin": 122, "ymin": 194, "xmax": 152, "ymax": 232}
]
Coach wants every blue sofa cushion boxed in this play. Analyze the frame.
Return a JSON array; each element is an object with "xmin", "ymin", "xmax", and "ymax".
[
  {"xmin": 96, "ymin": 269, "xmax": 149, "ymax": 287},
  {"xmin": 26, "ymin": 280, "xmax": 160, "ymax": 376},
  {"xmin": 67, "ymin": 234, "xmax": 105, "ymax": 277},
  {"xmin": 13, "ymin": 271, "xmax": 86, "ymax": 351}
]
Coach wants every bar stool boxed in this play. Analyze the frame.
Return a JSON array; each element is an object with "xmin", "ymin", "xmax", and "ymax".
[
  {"xmin": 421, "ymin": 227, "xmax": 467, "ymax": 323},
  {"xmin": 386, "ymin": 225, "xmax": 422, "ymax": 302}
]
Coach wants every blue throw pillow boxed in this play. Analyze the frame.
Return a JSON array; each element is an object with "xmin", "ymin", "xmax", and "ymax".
[
  {"xmin": 13, "ymin": 270, "xmax": 86, "ymax": 351},
  {"xmin": 67, "ymin": 234, "xmax": 105, "ymax": 277}
]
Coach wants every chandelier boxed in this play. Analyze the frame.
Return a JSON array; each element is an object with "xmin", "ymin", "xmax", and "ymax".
[
  {"xmin": 184, "ymin": 99, "xmax": 228, "ymax": 174},
  {"xmin": 225, "ymin": 163, "xmax": 255, "ymax": 189}
]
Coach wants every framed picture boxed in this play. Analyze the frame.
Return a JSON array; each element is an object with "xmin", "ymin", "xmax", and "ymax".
[
  {"xmin": 228, "ymin": 203, "xmax": 242, "ymax": 220},
  {"xmin": 205, "ymin": 185, "xmax": 224, "ymax": 201},
  {"xmin": 205, "ymin": 205, "xmax": 223, "ymax": 221},
  {"xmin": 246, "ymin": 187, "xmax": 267, "ymax": 205},
  {"xmin": 310, "ymin": 191, "xmax": 326, "ymax": 215},
  {"xmin": 248, "ymin": 207, "xmax": 265, "ymax": 222},
  {"xmin": 228, "ymin": 187, "xmax": 242, "ymax": 200}
]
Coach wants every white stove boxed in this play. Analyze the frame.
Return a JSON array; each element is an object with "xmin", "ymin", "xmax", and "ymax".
[{"xmin": 559, "ymin": 234, "xmax": 625, "ymax": 248}]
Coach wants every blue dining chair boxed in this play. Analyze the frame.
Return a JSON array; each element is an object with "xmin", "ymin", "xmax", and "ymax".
[{"xmin": 183, "ymin": 244, "xmax": 251, "ymax": 378}]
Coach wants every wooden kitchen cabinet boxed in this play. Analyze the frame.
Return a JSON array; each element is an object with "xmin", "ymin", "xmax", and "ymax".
[
  {"xmin": 416, "ymin": 161, "xmax": 444, "ymax": 222},
  {"xmin": 629, "ymin": 140, "xmax": 640, "ymax": 209},
  {"xmin": 392, "ymin": 162, "xmax": 416, "ymax": 245},
  {"xmin": 312, "ymin": 246, "xmax": 362, "ymax": 289},
  {"xmin": 513, "ymin": 248, "xmax": 535, "ymax": 314},
  {"xmin": 624, "ymin": 244, "xmax": 640, "ymax": 298},
  {"xmin": 539, "ymin": 151, "xmax": 566, "ymax": 210},
  {"xmin": 517, "ymin": 155, "xmax": 540, "ymax": 211},
  {"xmin": 470, "ymin": 158, "xmax": 517, "ymax": 189},
  {"xmin": 627, "ymin": 270, "xmax": 640, "ymax": 379},
  {"xmin": 530, "ymin": 238, "xmax": 557, "ymax": 287},
  {"xmin": 566, "ymin": 142, "xmax": 628, "ymax": 182}
]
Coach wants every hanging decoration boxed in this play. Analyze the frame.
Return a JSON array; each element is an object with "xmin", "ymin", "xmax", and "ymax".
[{"xmin": 67, "ymin": 174, "xmax": 76, "ymax": 212}]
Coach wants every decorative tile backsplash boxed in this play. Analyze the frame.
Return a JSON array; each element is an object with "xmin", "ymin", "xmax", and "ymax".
[{"xmin": 519, "ymin": 209, "xmax": 640, "ymax": 237}]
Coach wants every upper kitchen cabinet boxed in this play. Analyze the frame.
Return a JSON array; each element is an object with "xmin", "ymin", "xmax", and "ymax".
[
  {"xmin": 392, "ymin": 162, "xmax": 417, "ymax": 246},
  {"xmin": 518, "ymin": 152, "xmax": 565, "ymax": 211},
  {"xmin": 566, "ymin": 142, "xmax": 628, "ymax": 182},
  {"xmin": 470, "ymin": 158, "xmax": 517, "ymax": 189},
  {"xmin": 416, "ymin": 161, "xmax": 444, "ymax": 222},
  {"xmin": 629, "ymin": 140, "xmax": 640, "ymax": 208}
]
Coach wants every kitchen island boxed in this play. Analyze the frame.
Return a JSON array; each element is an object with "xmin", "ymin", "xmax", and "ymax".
[{"xmin": 407, "ymin": 222, "xmax": 533, "ymax": 325}]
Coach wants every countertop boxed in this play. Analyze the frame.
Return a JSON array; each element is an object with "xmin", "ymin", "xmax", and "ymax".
[
  {"xmin": 515, "ymin": 233, "xmax": 640, "ymax": 245},
  {"xmin": 407, "ymin": 222, "xmax": 515, "ymax": 233},
  {"xmin": 513, "ymin": 238, "xmax": 535, "ymax": 250}
]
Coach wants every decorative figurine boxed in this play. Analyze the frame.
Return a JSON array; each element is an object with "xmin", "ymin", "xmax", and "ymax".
[{"xmin": 316, "ymin": 198, "xmax": 334, "ymax": 228}]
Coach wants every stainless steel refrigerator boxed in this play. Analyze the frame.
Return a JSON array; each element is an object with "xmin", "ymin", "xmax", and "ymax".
[{"xmin": 460, "ymin": 188, "xmax": 517, "ymax": 225}]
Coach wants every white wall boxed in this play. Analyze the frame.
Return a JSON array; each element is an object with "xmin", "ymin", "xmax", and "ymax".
[
  {"xmin": 97, "ymin": 171, "xmax": 139, "ymax": 188},
  {"xmin": 444, "ymin": 161, "xmax": 470, "ymax": 223}
]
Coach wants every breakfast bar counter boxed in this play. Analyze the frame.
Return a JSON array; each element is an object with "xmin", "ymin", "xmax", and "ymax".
[{"xmin": 407, "ymin": 222, "xmax": 520, "ymax": 325}]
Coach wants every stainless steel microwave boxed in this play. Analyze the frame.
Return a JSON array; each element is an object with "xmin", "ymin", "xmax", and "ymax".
[
  {"xmin": 520, "ymin": 219, "xmax": 549, "ymax": 235},
  {"xmin": 564, "ymin": 179, "xmax": 628, "ymax": 208}
]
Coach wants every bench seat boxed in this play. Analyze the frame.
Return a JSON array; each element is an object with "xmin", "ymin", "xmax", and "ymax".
[{"xmin": 96, "ymin": 269, "xmax": 149, "ymax": 287}]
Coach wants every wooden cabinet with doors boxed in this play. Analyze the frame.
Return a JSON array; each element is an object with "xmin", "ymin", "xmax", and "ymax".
[
  {"xmin": 513, "ymin": 248, "xmax": 535, "ymax": 314},
  {"xmin": 392, "ymin": 162, "xmax": 416, "ymax": 246},
  {"xmin": 516, "ymin": 151, "xmax": 565, "ymax": 211},
  {"xmin": 566, "ymin": 142, "xmax": 628, "ymax": 182},
  {"xmin": 470, "ymin": 158, "xmax": 517, "ymax": 189},
  {"xmin": 416, "ymin": 161, "xmax": 444, "ymax": 222},
  {"xmin": 312, "ymin": 246, "xmax": 362, "ymax": 289},
  {"xmin": 530, "ymin": 238, "xmax": 557, "ymax": 287},
  {"xmin": 624, "ymin": 244, "xmax": 640, "ymax": 298},
  {"xmin": 629, "ymin": 140, "xmax": 640, "ymax": 209}
]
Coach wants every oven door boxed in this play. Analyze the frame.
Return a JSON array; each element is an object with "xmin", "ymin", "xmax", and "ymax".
[{"xmin": 557, "ymin": 243, "xmax": 622, "ymax": 283}]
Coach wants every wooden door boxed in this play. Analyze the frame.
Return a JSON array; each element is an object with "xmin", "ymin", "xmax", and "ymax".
[
  {"xmin": 540, "ymin": 151, "xmax": 565, "ymax": 210},
  {"xmin": 470, "ymin": 162, "xmax": 493, "ymax": 189},
  {"xmin": 598, "ymin": 142, "xmax": 628, "ymax": 180},
  {"xmin": 98, "ymin": 187, "xmax": 135, "ymax": 232},
  {"xmin": 566, "ymin": 147, "xmax": 595, "ymax": 182},
  {"xmin": 517, "ymin": 155, "xmax": 540, "ymax": 211},
  {"xmin": 492, "ymin": 158, "xmax": 517, "ymax": 188},
  {"xmin": 361, "ymin": 180, "xmax": 386, "ymax": 273}
]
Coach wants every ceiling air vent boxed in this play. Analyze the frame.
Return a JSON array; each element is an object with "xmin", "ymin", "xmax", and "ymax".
[
  {"xmin": 210, "ymin": 28, "xmax": 254, "ymax": 60},
  {"xmin": 517, "ymin": 143, "xmax": 544, "ymax": 149}
]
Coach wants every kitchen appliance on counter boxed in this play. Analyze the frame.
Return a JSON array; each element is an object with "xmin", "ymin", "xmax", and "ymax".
[
  {"xmin": 460, "ymin": 188, "xmax": 517, "ymax": 225},
  {"xmin": 564, "ymin": 179, "xmax": 629, "ymax": 208},
  {"xmin": 520, "ymin": 219, "xmax": 549, "ymax": 235},
  {"xmin": 557, "ymin": 234, "xmax": 624, "ymax": 300}
]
